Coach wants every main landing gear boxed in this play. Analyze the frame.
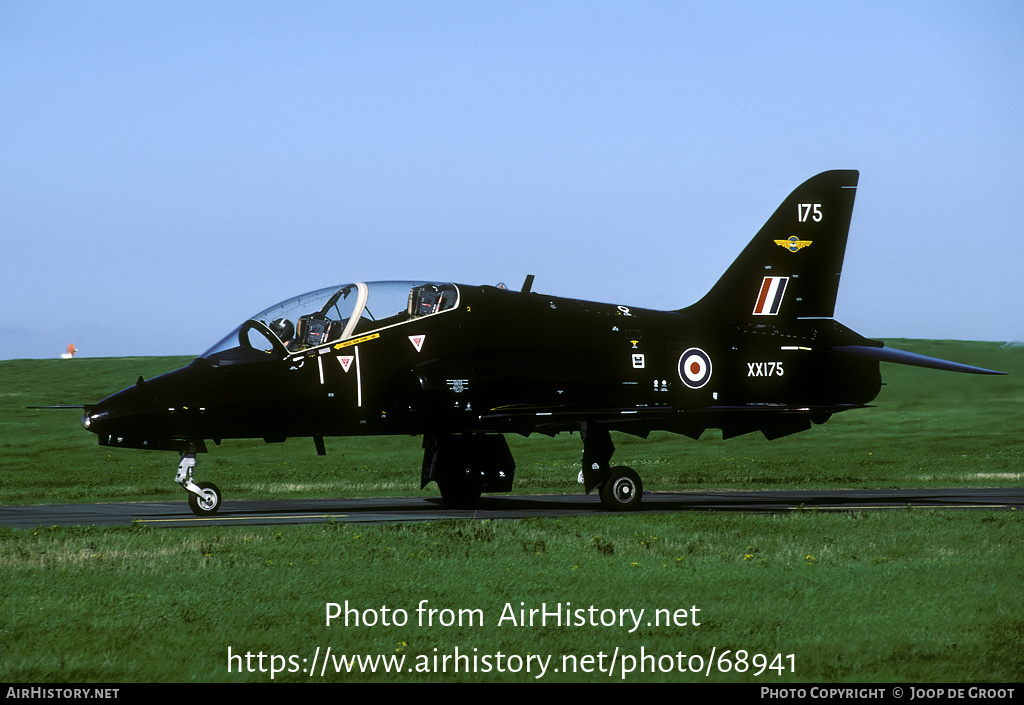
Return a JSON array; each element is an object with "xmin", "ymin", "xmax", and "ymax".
[
  {"xmin": 175, "ymin": 450, "xmax": 222, "ymax": 516},
  {"xmin": 421, "ymin": 433, "xmax": 516, "ymax": 508},
  {"xmin": 580, "ymin": 422, "xmax": 644, "ymax": 511},
  {"xmin": 424, "ymin": 427, "xmax": 645, "ymax": 511},
  {"xmin": 598, "ymin": 466, "xmax": 644, "ymax": 511}
]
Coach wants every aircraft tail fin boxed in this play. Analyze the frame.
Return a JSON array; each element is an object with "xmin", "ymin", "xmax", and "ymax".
[{"xmin": 685, "ymin": 170, "xmax": 859, "ymax": 322}]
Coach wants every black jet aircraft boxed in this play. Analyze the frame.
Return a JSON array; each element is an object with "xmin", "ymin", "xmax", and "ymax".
[{"xmin": 78, "ymin": 170, "xmax": 1003, "ymax": 514}]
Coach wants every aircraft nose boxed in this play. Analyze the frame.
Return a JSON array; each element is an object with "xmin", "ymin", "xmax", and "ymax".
[
  {"xmin": 80, "ymin": 380, "xmax": 181, "ymax": 452},
  {"xmin": 79, "ymin": 361, "xmax": 217, "ymax": 451},
  {"xmin": 80, "ymin": 386, "xmax": 142, "ymax": 437},
  {"xmin": 81, "ymin": 403, "xmax": 120, "ymax": 435},
  {"xmin": 84, "ymin": 369, "xmax": 193, "ymax": 437}
]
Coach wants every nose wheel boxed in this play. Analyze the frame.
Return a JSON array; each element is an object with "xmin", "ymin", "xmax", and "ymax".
[
  {"xmin": 187, "ymin": 481, "xmax": 222, "ymax": 516},
  {"xmin": 175, "ymin": 451, "xmax": 223, "ymax": 516}
]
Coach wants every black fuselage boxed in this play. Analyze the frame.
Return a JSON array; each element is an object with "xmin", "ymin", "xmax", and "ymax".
[{"xmin": 84, "ymin": 283, "xmax": 881, "ymax": 453}]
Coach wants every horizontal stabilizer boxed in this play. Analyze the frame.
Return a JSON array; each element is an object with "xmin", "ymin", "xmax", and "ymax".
[
  {"xmin": 832, "ymin": 345, "xmax": 1005, "ymax": 375},
  {"xmin": 704, "ymin": 403, "xmax": 869, "ymax": 412}
]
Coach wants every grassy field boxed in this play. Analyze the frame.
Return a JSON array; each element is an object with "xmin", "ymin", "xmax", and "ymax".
[{"xmin": 0, "ymin": 340, "xmax": 1022, "ymax": 683}]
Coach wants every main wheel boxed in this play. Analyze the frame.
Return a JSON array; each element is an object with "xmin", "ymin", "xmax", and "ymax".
[
  {"xmin": 599, "ymin": 466, "xmax": 643, "ymax": 511},
  {"xmin": 437, "ymin": 465, "xmax": 483, "ymax": 508},
  {"xmin": 187, "ymin": 481, "xmax": 222, "ymax": 516}
]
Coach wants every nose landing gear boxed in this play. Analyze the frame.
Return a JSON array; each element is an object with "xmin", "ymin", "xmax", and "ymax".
[{"xmin": 175, "ymin": 450, "xmax": 222, "ymax": 516}]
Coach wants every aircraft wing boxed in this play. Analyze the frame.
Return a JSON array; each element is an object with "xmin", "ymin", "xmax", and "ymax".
[
  {"xmin": 477, "ymin": 402, "xmax": 868, "ymax": 428},
  {"xmin": 478, "ymin": 405, "xmax": 674, "ymax": 422},
  {"xmin": 478, "ymin": 402, "xmax": 870, "ymax": 443},
  {"xmin": 479, "ymin": 402, "xmax": 866, "ymax": 420}
]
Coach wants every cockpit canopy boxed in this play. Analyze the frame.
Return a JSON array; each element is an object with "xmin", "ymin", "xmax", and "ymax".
[{"xmin": 201, "ymin": 281, "xmax": 459, "ymax": 366}]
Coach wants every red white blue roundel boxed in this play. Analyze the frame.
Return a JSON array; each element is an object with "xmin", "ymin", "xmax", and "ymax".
[{"xmin": 678, "ymin": 347, "xmax": 712, "ymax": 389}]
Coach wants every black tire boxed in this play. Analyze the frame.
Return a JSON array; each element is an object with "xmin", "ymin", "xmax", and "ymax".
[
  {"xmin": 187, "ymin": 481, "xmax": 222, "ymax": 516},
  {"xmin": 599, "ymin": 466, "xmax": 643, "ymax": 511},
  {"xmin": 436, "ymin": 463, "xmax": 483, "ymax": 509}
]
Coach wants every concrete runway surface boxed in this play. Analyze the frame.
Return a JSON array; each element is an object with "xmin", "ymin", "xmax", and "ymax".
[{"xmin": 1, "ymin": 488, "xmax": 1021, "ymax": 529}]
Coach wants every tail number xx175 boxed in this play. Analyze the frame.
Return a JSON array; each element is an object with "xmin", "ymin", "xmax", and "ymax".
[{"xmin": 748, "ymin": 361, "xmax": 784, "ymax": 377}]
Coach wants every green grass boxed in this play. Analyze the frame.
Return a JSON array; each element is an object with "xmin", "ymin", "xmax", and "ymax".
[
  {"xmin": 0, "ymin": 340, "xmax": 1022, "ymax": 682},
  {"xmin": 1, "ymin": 511, "xmax": 1020, "ymax": 682}
]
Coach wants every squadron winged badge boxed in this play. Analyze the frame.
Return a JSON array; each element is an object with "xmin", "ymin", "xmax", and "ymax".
[
  {"xmin": 774, "ymin": 236, "xmax": 812, "ymax": 252},
  {"xmin": 70, "ymin": 171, "xmax": 1003, "ymax": 514}
]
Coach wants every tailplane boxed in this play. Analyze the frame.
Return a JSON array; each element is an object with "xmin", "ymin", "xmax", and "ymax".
[{"xmin": 686, "ymin": 170, "xmax": 859, "ymax": 322}]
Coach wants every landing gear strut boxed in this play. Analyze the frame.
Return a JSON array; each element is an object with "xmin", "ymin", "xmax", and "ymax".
[
  {"xmin": 175, "ymin": 450, "xmax": 222, "ymax": 516},
  {"xmin": 580, "ymin": 422, "xmax": 644, "ymax": 511}
]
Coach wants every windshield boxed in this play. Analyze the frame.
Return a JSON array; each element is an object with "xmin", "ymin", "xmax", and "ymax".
[{"xmin": 200, "ymin": 281, "xmax": 459, "ymax": 366}]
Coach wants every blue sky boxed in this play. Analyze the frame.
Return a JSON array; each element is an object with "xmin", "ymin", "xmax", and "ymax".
[{"xmin": 2, "ymin": 1, "xmax": 1022, "ymax": 360}]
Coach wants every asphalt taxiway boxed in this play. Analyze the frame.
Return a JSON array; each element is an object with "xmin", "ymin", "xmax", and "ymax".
[{"xmin": 1, "ymin": 488, "xmax": 1020, "ymax": 529}]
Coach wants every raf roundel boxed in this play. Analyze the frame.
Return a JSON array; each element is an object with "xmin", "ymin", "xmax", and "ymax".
[{"xmin": 678, "ymin": 348, "xmax": 712, "ymax": 389}]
